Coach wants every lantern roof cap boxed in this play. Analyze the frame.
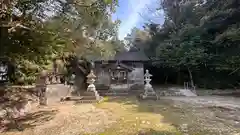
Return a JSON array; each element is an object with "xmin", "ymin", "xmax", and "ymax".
[{"xmin": 87, "ymin": 70, "xmax": 96, "ymax": 78}]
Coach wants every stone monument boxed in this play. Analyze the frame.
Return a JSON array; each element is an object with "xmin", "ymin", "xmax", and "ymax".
[
  {"xmin": 86, "ymin": 70, "xmax": 101, "ymax": 101},
  {"xmin": 140, "ymin": 70, "xmax": 158, "ymax": 100}
]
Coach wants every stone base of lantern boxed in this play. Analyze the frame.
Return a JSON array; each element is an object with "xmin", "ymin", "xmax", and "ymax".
[
  {"xmin": 60, "ymin": 91, "xmax": 103, "ymax": 103},
  {"xmin": 61, "ymin": 70, "xmax": 104, "ymax": 103},
  {"xmin": 139, "ymin": 93, "xmax": 159, "ymax": 100},
  {"xmin": 139, "ymin": 89, "xmax": 159, "ymax": 101},
  {"xmin": 138, "ymin": 84, "xmax": 159, "ymax": 100},
  {"xmin": 61, "ymin": 89, "xmax": 103, "ymax": 104}
]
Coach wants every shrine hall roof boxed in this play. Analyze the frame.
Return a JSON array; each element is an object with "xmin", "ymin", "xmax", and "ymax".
[
  {"xmin": 114, "ymin": 50, "xmax": 149, "ymax": 61},
  {"xmin": 93, "ymin": 49, "xmax": 149, "ymax": 62},
  {"xmin": 102, "ymin": 62, "xmax": 134, "ymax": 71}
]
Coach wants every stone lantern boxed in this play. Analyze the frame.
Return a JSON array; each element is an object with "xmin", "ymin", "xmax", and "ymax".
[
  {"xmin": 87, "ymin": 70, "xmax": 96, "ymax": 84},
  {"xmin": 86, "ymin": 70, "xmax": 101, "ymax": 101},
  {"xmin": 141, "ymin": 69, "xmax": 158, "ymax": 100},
  {"xmin": 144, "ymin": 70, "xmax": 153, "ymax": 89}
]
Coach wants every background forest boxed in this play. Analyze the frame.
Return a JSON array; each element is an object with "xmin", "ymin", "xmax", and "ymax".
[
  {"xmin": 0, "ymin": 0, "xmax": 124, "ymax": 84},
  {"xmin": 1, "ymin": 0, "xmax": 240, "ymax": 89},
  {"xmin": 126, "ymin": 0, "xmax": 240, "ymax": 89}
]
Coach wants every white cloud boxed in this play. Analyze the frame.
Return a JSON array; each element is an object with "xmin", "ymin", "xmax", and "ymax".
[{"xmin": 118, "ymin": 0, "xmax": 157, "ymax": 40}]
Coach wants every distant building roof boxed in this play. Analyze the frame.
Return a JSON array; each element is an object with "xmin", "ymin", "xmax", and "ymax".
[
  {"xmin": 102, "ymin": 62, "xmax": 134, "ymax": 71},
  {"xmin": 92, "ymin": 47, "xmax": 149, "ymax": 62},
  {"xmin": 113, "ymin": 50, "xmax": 149, "ymax": 61}
]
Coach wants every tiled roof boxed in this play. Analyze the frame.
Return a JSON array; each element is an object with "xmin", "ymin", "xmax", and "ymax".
[
  {"xmin": 113, "ymin": 50, "xmax": 149, "ymax": 61},
  {"xmin": 92, "ymin": 49, "xmax": 149, "ymax": 62}
]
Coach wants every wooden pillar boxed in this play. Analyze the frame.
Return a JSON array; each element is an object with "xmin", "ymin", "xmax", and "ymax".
[
  {"xmin": 109, "ymin": 69, "xmax": 111, "ymax": 86},
  {"xmin": 127, "ymin": 71, "xmax": 129, "ymax": 90},
  {"xmin": 177, "ymin": 71, "xmax": 181, "ymax": 85}
]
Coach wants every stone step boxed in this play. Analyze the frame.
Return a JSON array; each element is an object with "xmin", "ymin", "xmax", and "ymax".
[
  {"xmin": 60, "ymin": 96, "xmax": 83, "ymax": 101},
  {"xmin": 139, "ymin": 96, "xmax": 159, "ymax": 100},
  {"xmin": 81, "ymin": 96, "xmax": 97, "ymax": 100},
  {"xmin": 99, "ymin": 91, "xmax": 129, "ymax": 95},
  {"xmin": 103, "ymin": 92, "xmax": 129, "ymax": 96},
  {"xmin": 60, "ymin": 96, "xmax": 97, "ymax": 101},
  {"xmin": 129, "ymin": 90, "xmax": 144, "ymax": 94},
  {"xmin": 99, "ymin": 89, "xmax": 133, "ymax": 92},
  {"xmin": 60, "ymin": 96, "xmax": 100, "ymax": 103},
  {"xmin": 99, "ymin": 90, "xmax": 143, "ymax": 96},
  {"xmin": 82, "ymin": 91, "xmax": 96, "ymax": 96},
  {"xmin": 158, "ymin": 91, "xmax": 187, "ymax": 96},
  {"xmin": 75, "ymin": 100, "xmax": 98, "ymax": 104},
  {"xmin": 112, "ymin": 89, "xmax": 129, "ymax": 92},
  {"xmin": 138, "ymin": 94, "xmax": 159, "ymax": 100}
]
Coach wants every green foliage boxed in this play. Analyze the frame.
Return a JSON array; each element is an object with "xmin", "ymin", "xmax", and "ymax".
[
  {"xmin": 0, "ymin": 0, "xmax": 120, "ymax": 84},
  {"xmin": 145, "ymin": 0, "xmax": 240, "ymax": 89}
]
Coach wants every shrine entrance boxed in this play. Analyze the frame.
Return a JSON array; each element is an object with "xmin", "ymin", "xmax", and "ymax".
[
  {"xmin": 110, "ymin": 69, "xmax": 128, "ymax": 89},
  {"xmin": 110, "ymin": 70, "xmax": 127, "ymax": 84},
  {"xmin": 109, "ymin": 63, "xmax": 133, "ymax": 90}
]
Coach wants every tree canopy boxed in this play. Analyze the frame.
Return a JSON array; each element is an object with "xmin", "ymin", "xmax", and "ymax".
[
  {"xmin": 141, "ymin": 0, "xmax": 240, "ymax": 89},
  {"xmin": 0, "ymin": 0, "xmax": 121, "ymax": 84}
]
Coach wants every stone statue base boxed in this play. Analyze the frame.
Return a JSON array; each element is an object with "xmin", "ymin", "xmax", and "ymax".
[
  {"xmin": 60, "ymin": 84, "xmax": 103, "ymax": 103},
  {"xmin": 87, "ymin": 84, "xmax": 102, "ymax": 101},
  {"xmin": 139, "ymin": 87, "xmax": 159, "ymax": 100}
]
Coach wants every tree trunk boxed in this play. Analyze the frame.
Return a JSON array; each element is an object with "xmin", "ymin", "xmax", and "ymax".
[
  {"xmin": 177, "ymin": 70, "xmax": 181, "ymax": 85},
  {"xmin": 187, "ymin": 67, "xmax": 195, "ymax": 88},
  {"xmin": 165, "ymin": 74, "xmax": 168, "ymax": 85},
  {"xmin": 74, "ymin": 72, "xmax": 87, "ymax": 96}
]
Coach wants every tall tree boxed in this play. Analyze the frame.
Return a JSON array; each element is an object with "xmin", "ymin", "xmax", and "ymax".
[
  {"xmin": 145, "ymin": 0, "xmax": 240, "ymax": 89},
  {"xmin": 0, "ymin": 0, "xmax": 120, "ymax": 84}
]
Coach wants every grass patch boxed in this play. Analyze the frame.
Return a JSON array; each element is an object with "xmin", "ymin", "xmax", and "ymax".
[
  {"xmin": 95, "ymin": 97, "xmax": 182, "ymax": 135},
  {"xmin": 95, "ymin": 96, "xmax": 236, "ymax": 135}
]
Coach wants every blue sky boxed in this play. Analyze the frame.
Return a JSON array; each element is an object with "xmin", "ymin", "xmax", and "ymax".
[{"xmin": 112, "ymin": 0, "xmax": 165, "ymax": 40}]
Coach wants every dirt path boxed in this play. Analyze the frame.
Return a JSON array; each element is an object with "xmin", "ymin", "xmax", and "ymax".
[
  {"xmin": 159, "ymin": 96, "xmax": 240, "ymax": 135},
  {"xmin": 1, "ymin": 84, "xmax": 240, "ymax": 135},
  {"xmin": 162, "ymin": 96, "xmax": 240, "ymax": 109},
  {"xmin": 1, "ymin": 102, "xmax": 117, "ymax": 135},
  {"xmin": 2, "ymin": 95, "xmax": 240, "ymax": 135}
]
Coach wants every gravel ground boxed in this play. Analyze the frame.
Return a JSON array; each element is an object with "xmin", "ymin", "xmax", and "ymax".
[
  {"xmin": 160, "ymin": 96, "xmax": 240, "ymax": 135},
  {"xmin": 161, "ymin": 96, "xmax": 240, "ymax": 109},
  {"xmin": 1, "ymin": 85, "xmax": 240, "ymax": 135},
  {"xmin": 1, "ymin": 102, "xmax": 117, "ymax": 135}
]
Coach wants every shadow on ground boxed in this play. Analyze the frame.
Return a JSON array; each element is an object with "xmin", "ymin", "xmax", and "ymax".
[
  {"xmin": 96, "ymin": 97, "xmax": 183, "ymax": 135},
  {"xmin": 213, "ymin": 92, "xmax": 240, "ymax": 97},
  {"xmin": 102, "ymin": 96, "xmax": 240, "ymax": 135},
  {"xmin": 4, "ymin": 109, "xmax": 58, "ymax": 132},
  {"xmin": 137, "ymin": 129, "xmax": 181, "ymax": 135},
  {"xmin": 104, "ymin": 96, "xmax": 182, "ymax": 124}
]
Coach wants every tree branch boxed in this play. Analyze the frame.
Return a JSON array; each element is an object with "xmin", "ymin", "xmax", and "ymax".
[{"xmin": 229, "ymin": 67, "xmax": 240, "ymax": 75}]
